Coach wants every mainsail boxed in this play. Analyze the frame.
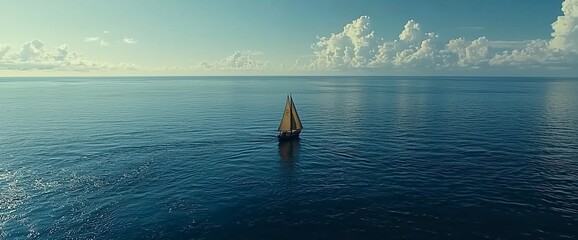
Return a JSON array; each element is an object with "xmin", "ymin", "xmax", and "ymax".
[
  {"xmin": 278, "ymin": 95, "xmax": 303, "ymax": 131},
  {"xmin": 290, "ymin": 96, "xmax": 302, "ymax": 130}
]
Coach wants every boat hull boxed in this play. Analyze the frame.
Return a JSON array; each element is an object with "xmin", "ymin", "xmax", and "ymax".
[{"xmin": 278, "ymin": 131, "xmax": 300, "ymax": 141}]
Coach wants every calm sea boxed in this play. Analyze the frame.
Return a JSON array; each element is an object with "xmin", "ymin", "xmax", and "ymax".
[{"xmin": 1, "ymin": 76, "xmax": 577, "ymax": 239}]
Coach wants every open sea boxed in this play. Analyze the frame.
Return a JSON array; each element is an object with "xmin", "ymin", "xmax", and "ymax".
[{"xmin": 1, "ymin": 76, "xmax": 577, "ymax": 239}]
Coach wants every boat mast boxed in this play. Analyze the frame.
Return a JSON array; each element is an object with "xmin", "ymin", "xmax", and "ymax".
[{"xmin": 289, "ymin": 94, "xmax": 294, "ymax": 132}]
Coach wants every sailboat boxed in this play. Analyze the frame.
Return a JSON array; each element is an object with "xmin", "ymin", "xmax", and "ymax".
[{"xmin": 277, "ymin": 94, "xmax": 303, "ymax": 140}]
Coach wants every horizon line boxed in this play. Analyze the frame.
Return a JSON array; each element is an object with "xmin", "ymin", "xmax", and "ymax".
[{"xmin": 0, "ymin": 75, "xmax": 577, "ymax": 79}]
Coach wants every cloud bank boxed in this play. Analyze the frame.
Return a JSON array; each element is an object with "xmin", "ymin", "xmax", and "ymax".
[
  {"xmin": 198, "ymin": 51, "xmax": 270, "ymax": 71},
  {"xmin": 0, "ymin": 40, "xmax": 136, "ymax": 72},
  {"xmin": 306, "ymin": 0, "xmax": 578, "ymax": 74},
  {"xmin": 3, "ymin": 0, "xmax": 577, "ymax": 75}
]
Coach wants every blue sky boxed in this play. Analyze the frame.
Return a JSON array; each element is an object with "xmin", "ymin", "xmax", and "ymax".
[{"xmin": 0, "ymin": 0, "xmax": 577, "ymax": 76}]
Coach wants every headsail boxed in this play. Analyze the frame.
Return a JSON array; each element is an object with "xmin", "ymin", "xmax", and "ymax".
[{"xmin": 278, "ymin": 95, "xmax": 293, "ymax": 131}]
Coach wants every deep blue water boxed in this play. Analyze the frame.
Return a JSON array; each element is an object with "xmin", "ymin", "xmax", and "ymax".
[{"xmin": 1, "ymin": 76, "xmax": 577, "ymax": 239}]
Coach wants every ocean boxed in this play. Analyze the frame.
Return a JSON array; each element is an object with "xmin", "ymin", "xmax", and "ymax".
[{"xmin": 1, "ymin": 76, "xmax": 577, "ymax": 239}]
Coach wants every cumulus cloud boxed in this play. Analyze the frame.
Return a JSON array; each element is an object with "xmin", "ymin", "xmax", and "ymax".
[
  {"xmin": 550, "ymin": 0, "xmax": 578, "ymax": 52},
  {"xmin": 310, "ymin": 16, "xmax": 376, "ymax": 70},
  {"xmin": 198, "ymin": 51, "xmax": 270, "ymax": 71},
  {"xmin": 123, "ymin": 37, "xmax": 137, "ymax": 44},
  {"xmin": 490, "ymin": 40, "xmax": 568, "ymax": 66},
  {"xmin": 442, "ymin": 37, "xmax": 491, "ymax": 67},
  {"xmin": 489, "ymin": 0, "xmax": 578, "ymax": 68},
  {"xmin": 0, "ymin": 44, "xmax": 12, "ymax": 58},
  {"xmin": 53, "ymin": 44, "xmax": 69, "ymax": 61},
  {"xmin": 309, "ymin": 16, "xmax": 486, "ymax": 70},
  {"xmin": 307, "ymin": 0, "xmax": 578, "ymax": 73},
  {"xmin": 19, "ymin": 39, "xmax": 46, "ymax": 61},
  {"xmin": 0, "ymin": 39, "xmax": 136, "ymax": 72},
  {"xmin": 398, "ymin": 20, "xmax": 424, "ymax": 42}
]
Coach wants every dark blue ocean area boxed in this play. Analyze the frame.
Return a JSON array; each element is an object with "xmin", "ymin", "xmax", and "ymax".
[{"xmin": 1, "ymin": 76, "xmax": 577, "ymax": 239}]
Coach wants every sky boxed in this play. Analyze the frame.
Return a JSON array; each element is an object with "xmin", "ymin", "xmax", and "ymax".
[{"xmin": 0, "ymin": 0, "xmax": 577, "ymax": 76}]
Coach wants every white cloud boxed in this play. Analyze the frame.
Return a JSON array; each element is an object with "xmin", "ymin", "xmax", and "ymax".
[
  {"xmin": 393, "ymin": 37, "xmax": 438, "ymax": 67},
  {"xmin": 310, "ymin": 17, "xmax": 448, "ymax": 70},
  {"xmin": 198, "ymin": 51, "xmax": 270, "ymax": 71},
  {"xmin": 0, "ymin": 39, "xmax": 136, "ymax": 72},
  {"xmin": 123, "ymin": 37, "xmax": 137, "ymax": 45},
  {"xmin": 398, "ymin": 20, "xmax": 423, "ymax": 42},
  {"xmin": 18, "ymin": 39, "xmax": 46, "ymax": 61},
  {"xmin": 307, "ymin": 0, "xmax": 578, "ymax": 73},
  {"xmin": 489, "ymin": 0, "xmax": 578, "ymax": 68},
  {"xmin": 489, "ymin": 40, "xmax": 567, "ymax": 66},
  {"xmin": 0, "ymin": 44, "xmax": 12, "ymax": 58},
  {"xmin": 53, "ymin": 44, "xmax": 69, "ymax": 61},
  {"xmin": 550, "ymin": 0, "xmax": 578, "ymax": 52},
  {"xmin": 84, "ymin": 36, "xmax": 108, "ymax": 46},
  {"xmin": 442, "ymin": 37, "xmax": 491, "ymax": 67},
  {"xmin": 84, "ymin": 36, "xmax": 100, "ymax": 42},
  {"xmin": 86, "ymin": 35, "xmax": 137, "ymax": 46},
  {"xmin": 310, "ymin": 16, "xmax": 376, "ymax": 70}
]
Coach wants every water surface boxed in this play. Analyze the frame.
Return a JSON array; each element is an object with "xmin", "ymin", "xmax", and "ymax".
[{"xmin": 1, "ymin": 76, "xmax": 577, "ymax": 239}]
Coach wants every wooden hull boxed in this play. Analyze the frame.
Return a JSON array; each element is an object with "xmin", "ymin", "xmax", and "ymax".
[{"xmin": 278, "ymin": 131, "xmax": 300, "ymax": 141}]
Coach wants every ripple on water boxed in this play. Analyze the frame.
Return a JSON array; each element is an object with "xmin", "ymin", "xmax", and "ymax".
[{"xmin": 1, "ymin": 76, "xmax": 578, "ymax": 239}]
